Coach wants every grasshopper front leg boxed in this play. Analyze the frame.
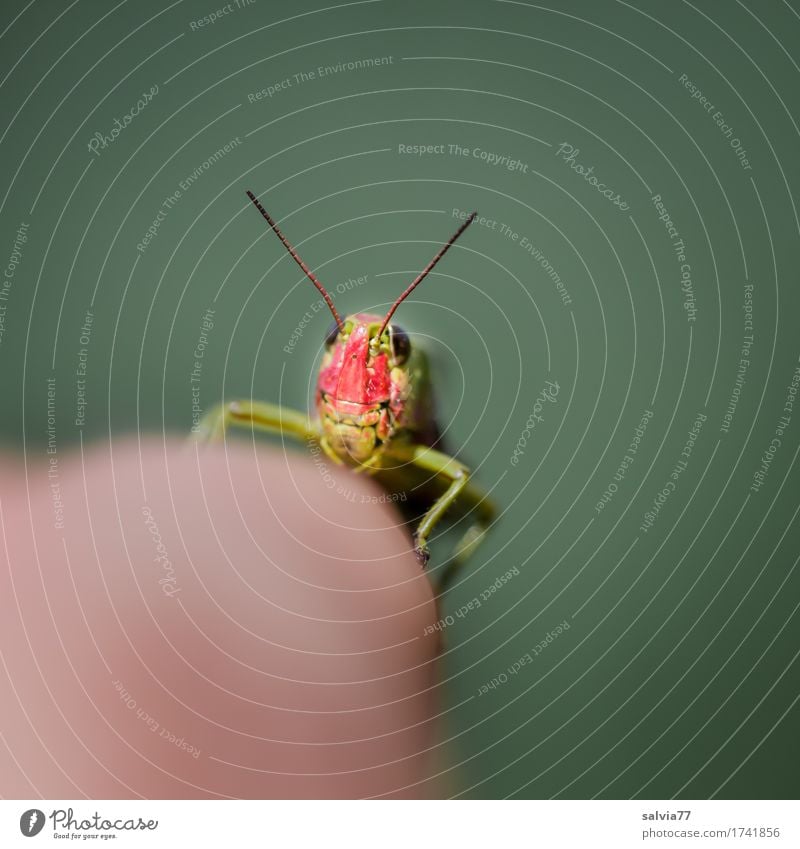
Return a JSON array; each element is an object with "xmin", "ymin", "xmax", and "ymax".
[
  {"xmin": 394, "ymin": 444, "xmax": 495, "ymax": 570},
  {"xmin": 194, "ymin": 400, "xmax": 317, "ymax": 445}
]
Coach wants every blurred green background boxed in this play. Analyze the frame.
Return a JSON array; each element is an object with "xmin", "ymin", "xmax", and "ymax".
[{"xmin": 1, "ymin": 0, "xmax": 798, "ymax": 798}]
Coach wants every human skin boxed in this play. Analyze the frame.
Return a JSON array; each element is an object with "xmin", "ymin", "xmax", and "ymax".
[{"xmin": 0, "ymin": 438, "xmax": 442, "ymax": 798}]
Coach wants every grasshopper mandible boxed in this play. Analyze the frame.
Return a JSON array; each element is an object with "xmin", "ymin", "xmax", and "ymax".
[{"xmin": 198, "ymin": 191, "xmax": 495, "ymax": 569}]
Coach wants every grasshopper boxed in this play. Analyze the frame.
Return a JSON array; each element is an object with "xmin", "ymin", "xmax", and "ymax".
[{"xmin": 198, "ymin": 191, "xmax": 495, "ymax": 570}]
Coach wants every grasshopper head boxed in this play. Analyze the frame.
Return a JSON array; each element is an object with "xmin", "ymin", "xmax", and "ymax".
[
  {"xmin": 245, "ymin": 190, "xmax": 475, "ymax": 463},
  {"xmin": 314, "ymin": 314, "xmax": 411, "ymax": 463}
]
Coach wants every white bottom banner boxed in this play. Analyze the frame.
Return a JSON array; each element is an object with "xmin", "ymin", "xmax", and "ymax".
[{"xmin": 1, "ymin": 799, "xmax": 796, "ymax": 847}]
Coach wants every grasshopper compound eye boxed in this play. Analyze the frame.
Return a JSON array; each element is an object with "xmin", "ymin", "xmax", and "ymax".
[
  {"xmin": 390, "ymin": 325, "xmax": 411, "ymax": 364},
  {"xmin": 324, "ymin": 320, "xmax": 340, "ymax": 347}
]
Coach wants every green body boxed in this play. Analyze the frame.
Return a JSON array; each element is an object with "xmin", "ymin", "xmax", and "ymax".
[{"xmin": 196, "ymin": 329, "xmax": 494, "ymax": 578}]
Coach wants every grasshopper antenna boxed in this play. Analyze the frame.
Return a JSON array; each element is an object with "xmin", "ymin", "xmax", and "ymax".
[
  {"xmin": 246, "ymin": 189, "xmax": 344, "ymax": 331},
  {"xmin": 378, "ymin": 211, "xmax": 477, "ymax": 338}
]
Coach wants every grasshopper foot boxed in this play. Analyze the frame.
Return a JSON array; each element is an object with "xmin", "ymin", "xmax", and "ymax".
[{"xmin": 413, "ymin": 536, "xmax": 430, "ymax": 569}]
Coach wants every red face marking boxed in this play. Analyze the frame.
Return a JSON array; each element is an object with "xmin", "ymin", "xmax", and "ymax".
[{"xmin": 317, "ymin": 316, "xmax": 391, "ymax": 407}]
